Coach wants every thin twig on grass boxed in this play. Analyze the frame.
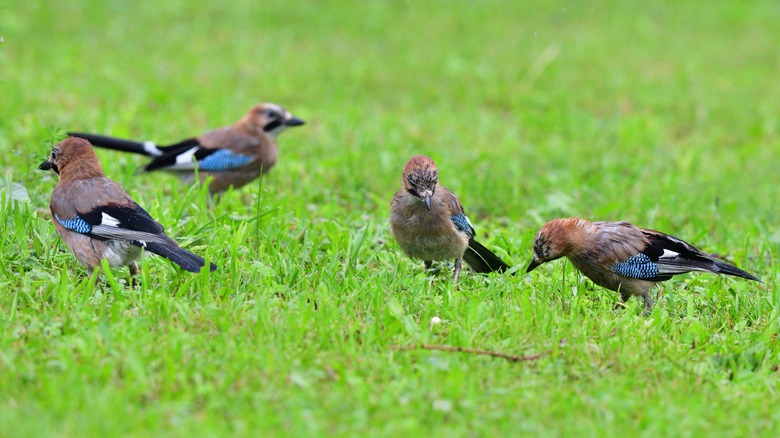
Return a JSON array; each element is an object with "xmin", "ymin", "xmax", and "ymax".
[{"xmin": 390, "ymin": 343, "xmax": 548, "ymax": 363}]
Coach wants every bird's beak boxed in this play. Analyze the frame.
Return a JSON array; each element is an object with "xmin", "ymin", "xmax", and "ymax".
[
  {"xmin": 285, "ymin": 116, "xmax": 305, "ymax": 127},
  {"xmin": 526, "ymin": 259, "xmax": 541, "ymax": 273},
  {"xmin": 38, "ymin": 159, "xmax": 53, "ymax": 171},
  {"xmin": 423, "ymin": 193, "xmax": 432, "ymax": 210}
]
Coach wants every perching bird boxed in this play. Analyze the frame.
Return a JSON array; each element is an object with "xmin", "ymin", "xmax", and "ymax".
[
  {"xmin": 39, "ymin": 136, "xmax": 217, "ymax": 281},
  {"xmin": 68, "ymin": 102, "xmax": 304, "ymax": 195},
  {"xmin": 390, "ymin": 155, "xmax": 510, "ymax": 282},
  {"xmin": 526, "ymin": 217, "xmax": 760, "ymax": 312}
]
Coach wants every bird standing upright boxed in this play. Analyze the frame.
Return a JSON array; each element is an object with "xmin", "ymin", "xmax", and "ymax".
[
  {"xmin": 390, "ymin": 155, "xmax": 510, "ymax": 282},
  {"xmin": 39, "ymin": 136, "xmax": 217, "ymax": 281},
  {"xmin": 69, "ymin": 102, "xmax": 305, "ymax": 196},
  {"xmin": 526, "ymin": 217, "xmax": 760, "ymax": 312}
]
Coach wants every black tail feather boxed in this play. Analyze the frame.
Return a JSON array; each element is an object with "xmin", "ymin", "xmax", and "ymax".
[
  {"xmin": 463, "ymin": 239, "xmax": 510, "ymax": 274},
  {"xmin": 68, "ymin": 132, "xmax": 157, "ymax": 156},
  {"xmin": 144, "ymin": 241, "xmax": 217, "ymax": 273},
  {"xmin": 714, "ymin": 260, "xmax": 760, "ymax": 282}
]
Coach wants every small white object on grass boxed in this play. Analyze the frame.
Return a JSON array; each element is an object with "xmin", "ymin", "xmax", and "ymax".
[{"xmin": 430, "ymin": 316, "xmax": 442, "ymax": 327}]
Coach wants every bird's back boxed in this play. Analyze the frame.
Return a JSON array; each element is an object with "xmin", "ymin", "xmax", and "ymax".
[{"xmin": 51, "ymin": 177, "xmax": 135, "ymax": 216}]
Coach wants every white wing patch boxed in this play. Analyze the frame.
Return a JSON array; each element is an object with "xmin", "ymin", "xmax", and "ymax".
[
  {"xmin": 659, "ymin": 249, "xmax": 679, "ymax": 259},
  {"xmin": 165, "ymin": 147, "xmax": 200, "ymax": 170},
  {"xmin": 100, "ymin": 212, "xmax": 121, "ymax": 228}
]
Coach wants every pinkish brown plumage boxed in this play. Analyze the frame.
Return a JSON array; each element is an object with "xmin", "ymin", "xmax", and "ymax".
[
  {"xmin": 390, "ymin": 155, "xmax": 509, "ymax": 282},
  {"xmin": 527, "ymin": 217, "xmax": 760, "ymax": 313},
  {"xmin": 69, "ymin": 103, "xmax": 304, "ymax": 196},
  {"xmin": 39, "ymin": 136, "xmax": 216, "ymax": 281}
]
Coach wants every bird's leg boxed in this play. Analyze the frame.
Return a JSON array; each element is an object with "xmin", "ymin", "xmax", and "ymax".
[
  {"xmin": 424, "ymin": 260, "xmax": 433, "ymax": 271},
  {"xmin": 453, "ymin": 257, "xmax": 463, "ymax": 283},
  {"xmin": 641, "ymin": 293, "xmax": 654, "ymax": 316},
  {"xmin": 129, "ymin": 262, "xmax": 139, "ymax": 288}
]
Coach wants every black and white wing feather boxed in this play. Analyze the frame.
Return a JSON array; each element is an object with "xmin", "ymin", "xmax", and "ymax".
[
  {"xmin": 66, "ymin": 133, "xmax": 255, "ymax": 173},
  {"xmin": 446, "ymin": 192, "xmax": 509, "ymax": 274},
  {"xmin": 611, "ymin": 229, "xmax": 759, "ymax": 282},
  {"xmin": 55, "ymin": 203, "xmax": 216, "ymax": 273},
  {"xmin": 143, "ymin": 140, "xmax": 253, "ymax": 173}
]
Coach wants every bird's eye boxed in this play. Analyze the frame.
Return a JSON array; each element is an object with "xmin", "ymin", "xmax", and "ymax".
[{"xmin": 264, "ymin": 110, "xmax": 279, "ymax": 119}]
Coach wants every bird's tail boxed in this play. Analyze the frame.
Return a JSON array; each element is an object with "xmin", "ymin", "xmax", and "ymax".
[
  {"xmin": 144, "ymin": 241, "xmax": 217, "ymax": 273},
  {"xmin": 713, "ymin": 259, "xmax": 760, "ymax": 282},
  {"xmin": 463, "ymin": 239, "xmax": 510, "ymax": 274},
  {"xmin": 68, "ymin": 132, "xmax": 164, "ymax": 157}
]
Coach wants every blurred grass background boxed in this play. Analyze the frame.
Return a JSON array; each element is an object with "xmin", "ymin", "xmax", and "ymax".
[{"xmin": 1, "ymin": 0, "xmax": 779, "ymax": 435}]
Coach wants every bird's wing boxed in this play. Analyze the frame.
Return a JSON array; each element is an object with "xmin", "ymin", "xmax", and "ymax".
[
  {"xmin": 145, "ymin": 134, "xmax": 255, "ymax": 172},
  {"xmin": 593, "ymin": 222, "xmax": 754, "ymax": 281},
  {"xmin": 54, "ymin": 202, "xmax": 172, "ymax": 247},
  {"xmin": 54, "ymin": 204, "xmax": 216, "ymax": 273},
  {"xmin": 600, "ymin": 224, "xmax": 720, "ymax": 280},
  {"xmin": 639, "ymin": 228, "xmax": 725, "ymax": 275},
  {"xmin": 50, "ymin": 179, "xmax": 215, "ymax": 273},
  {"xmin": 443, "ymin": 188, "xmax": 475, "ymax": 239},
  {"xmin": 592, "ymin": 221, "xmax": 673, "ymax": 281}
]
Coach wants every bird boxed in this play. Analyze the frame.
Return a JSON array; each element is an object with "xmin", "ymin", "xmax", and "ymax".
[
  {"xmin": 389, "ymin": 154, "xmax": 510, "ymax": 282},
  {"xmin": 39, "ymin": 136, "xmax": 217, "ymax": 282},
  {"xmin": 526, "ymin": 217, "xmax": 760, "ymax": 313},
  {"xmin": 68, "ymin": 102, "xmax": 305, "ymax": 195}
]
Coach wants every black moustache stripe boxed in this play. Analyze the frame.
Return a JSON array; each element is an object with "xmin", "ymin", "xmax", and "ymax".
[{"xmin": 264, "ymin": 120, "xmax": 282, "ymax": 133}]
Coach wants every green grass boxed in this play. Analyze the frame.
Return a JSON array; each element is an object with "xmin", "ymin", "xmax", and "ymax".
[{"xmin": 1, "ymin": 0, "xmax": 779, "ymax": 435}]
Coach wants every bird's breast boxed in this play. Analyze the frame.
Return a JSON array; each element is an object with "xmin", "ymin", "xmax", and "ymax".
[{"xmin": 390, "ymin": 197, "xmax": 469, "ymax": 261}]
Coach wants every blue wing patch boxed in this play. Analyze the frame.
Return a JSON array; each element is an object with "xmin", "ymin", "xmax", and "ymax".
[
  {"xmin": 197, "ymin": 149, "xmax": 253, "ymax": 171},
  {"xmin": 55, "ymin": 214, "xmax": 92, "ymax": 234},
  {"xmin": 451, "ymin": 213, "xmax": 474, "ymax": 238},
  {"xmin": 611, "ymin": 253, "xmax": 660, "ymax": 279}
]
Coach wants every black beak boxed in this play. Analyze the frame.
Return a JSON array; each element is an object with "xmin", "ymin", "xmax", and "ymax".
[
  {"xmin": 39, "ymin": 160, "xmax": 52, "ymax": 171},
  {"xmin": 285, "ymin": 117, "xmax": 305, "ymax": 127},
  {"xmin": 423, "ymin": 194, "xmax": 431, "ymax": 210},
  {"xmin": 526, "ymin": 259, "xmax": 541, "ymax": 273}
]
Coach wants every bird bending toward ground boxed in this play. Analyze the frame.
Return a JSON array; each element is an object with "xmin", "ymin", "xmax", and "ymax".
[
  {"xmin": 526, "ymin": 217, "xmax": 760, "ymax": 313},
  {"xmin": 390, "ymin": 155, "xmax": 510, "ymax": 282},
  {"xmin": 39, "ymin": 136, "xmax": 217, "ymax": 281},
  {"xmin": 69, "ymin": 102, "xmax": 305, "ymax": 195}
]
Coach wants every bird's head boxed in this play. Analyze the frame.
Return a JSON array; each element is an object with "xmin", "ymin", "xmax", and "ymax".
[
  {"xmin": 527, "ymin": 219, "xmax": 580, "ymax": 272},
  {"xmin": 245, "ymin": 103, "xmax": 305, "ymax": 138},
  {"xmin": 39, "ymin": 136, "xmax": 103, "ymax": 178},
  {"xmin": 401, "ymin": 154, "xmax": 439, "ymax": 210}
]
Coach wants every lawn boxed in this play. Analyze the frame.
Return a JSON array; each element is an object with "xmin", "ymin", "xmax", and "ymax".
[{"xmin": 1, "ymin": 0, "xmax": 779, "ymax": 435}]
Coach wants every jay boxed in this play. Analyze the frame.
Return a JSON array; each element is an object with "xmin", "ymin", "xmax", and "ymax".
[
  {"xmin": 527, "ymin": 217, "xmax": 760, "ymax": 312},
  {"xmin": 69, "ymin": 102, "xmax": 304, "ymax": 195},
  {"xmin": 39, "ymin": 136, "xmax": 217, "ymax": 280},
  {"xmin": 390, "ymin": 155, "xmax": 510, "ymax": 282}
]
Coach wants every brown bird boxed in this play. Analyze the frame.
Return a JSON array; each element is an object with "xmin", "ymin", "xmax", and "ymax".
[
  {"xmin": 390, "ymin": 155, "xmax": 510, "ymax": 282},
  {"xmin": 39, "ymin": 136, "xmax": 216, "ymax": 280},
  {"xmin": 527, "ymin": 217, "xmax": 760, "ymax": 313},
  {"xmin": 69, "ymin": 102, "xmax": 305, "ymax": 195}
]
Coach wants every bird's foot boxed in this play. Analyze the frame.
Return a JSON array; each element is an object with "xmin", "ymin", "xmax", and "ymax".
[{"xmin": 453, "ymin": 258, "xmax": 463, "ymax": 284}]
